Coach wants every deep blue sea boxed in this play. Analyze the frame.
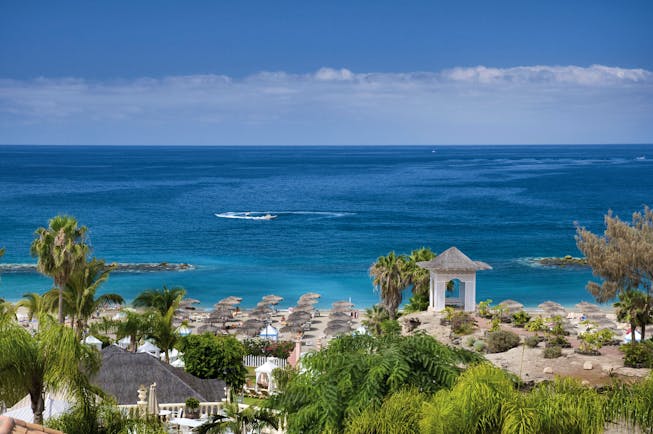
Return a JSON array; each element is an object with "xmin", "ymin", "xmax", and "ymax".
[{"xmin": 0, "ymin": 145, "xmax": 651, "ymax": 309}]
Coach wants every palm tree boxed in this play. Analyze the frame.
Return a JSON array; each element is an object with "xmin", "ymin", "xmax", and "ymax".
[
  {"xmin": 17, "ymin": 292, "xmax": 53, "ymax": 321},
  {"xmin": 0, "ymin": 314, "xmax": 101, "ymax": 425},
  {"xmin": 61, "ymin": 259, "xmax": 123, "ymax": 338},
  {"xmin": 116, "ymin": 310, "xmax": 152, "ymax": 352},
  {"xmin": 147, "ymin": 303, "xmax": 179, "ymax": 363},
  {"xmin": 31, "ymin": 216, "xmax": 88, "ymax": 323},
  {"xmin": 196, "ymin": 403, "xmax": 279, "ymax": 434},
  {"xmin": 133, "ymin": 285, "xmax": 186, "ymax": 315},
  {"xmin": 369, "ymin": 252, "xmax": 408, "ymax": 319},
  {"xmin": 362, "ymin": 304, "xmax": 390, "ymax": 336},
  {"xmin": 614, "ymin": 289, "xmax": 652, "ymax": 342},
  {"xmin": 404, "ymin": 247, "xmax": 435, "ymax": 297}
]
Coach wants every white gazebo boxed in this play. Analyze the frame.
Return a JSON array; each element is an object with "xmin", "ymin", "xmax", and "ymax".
[
  {"xmin": 137, "ymin": 341, "xmax": 161, "ymax": 358},
  {"xmin": 82, "ymin": 335, "xmax": 103, "ymax": 351},
  {"xmin": 255, "ymin": 357, "xmax": 280, "ymax": 393},
  {"xmin": 259, "ymin": 324, "xmax": 279, "ymax": 342},
  {"xmin": 418, "ymin": 246, "xmax": 492, "ymax": 312}
]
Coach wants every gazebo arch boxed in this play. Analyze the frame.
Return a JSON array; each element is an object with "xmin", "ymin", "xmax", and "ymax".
[{"xmin": 417, "ymin": 247, "xmax": 492, "ymax": 312}]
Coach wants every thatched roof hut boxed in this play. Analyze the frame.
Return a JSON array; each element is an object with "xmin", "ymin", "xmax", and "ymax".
[{"xmin": 92, "ymin": 346, "xmax": 225, "ymax": 405}]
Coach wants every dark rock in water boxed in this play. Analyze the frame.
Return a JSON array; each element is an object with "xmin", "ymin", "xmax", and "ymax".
[
  {"xmin": 109, "ymin": 262, "xmax": 194, "ymax": 272},
  {"xmin": 536, "ymin": 256, "xmax": 588, "ymax": 268},
  {"xmin": 0, "ymin": 262, "xmax": 194, "ymax": 273}
]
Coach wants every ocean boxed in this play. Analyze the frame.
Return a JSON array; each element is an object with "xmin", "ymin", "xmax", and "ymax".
[{"xmin": 0, "ymin": 145, "xmax": 651, "ymax": 309}]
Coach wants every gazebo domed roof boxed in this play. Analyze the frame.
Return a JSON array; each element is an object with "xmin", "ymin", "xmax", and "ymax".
[{"xmin": 417, "ymin": 246, "xmax": 491, "ymax": 272}]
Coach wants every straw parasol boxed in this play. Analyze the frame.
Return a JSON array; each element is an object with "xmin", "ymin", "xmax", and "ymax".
[
  {"xmin": 288, "ymin": 311, "xmax": 312, "ymax": 321},
  {"xmin": 324, "ymin": 323, "xmax": 352, "ymax": 336},
  {"xmin": 328, "ymin": 311, "xmax": 352, "ymax": 321},
  {"xmin": 216, "ymin": 296, "xmax": 242, "ymax": 306},
  {"xmin": 297, "ymin": 299, "xmax": 318, "ymax": 306},
  {"xmin": 576, "ymin": 301, "xmax": 602, "ymax": 313},
  {"xmin": 331, "ymin": 305, "xmax": 353, "ymax": 313},
  {"xmin": 292, "ymin": 304, "xmax": 316, "ymax": 313},
  {"xmin": 280, "ymin": 324, "xmax": 304, "ymax": 334},
  {"xmin": 299, "ymin": 292, "xmax": 320, "ymax": 300},
  {"xmin": 497, "ymin": 299, "xmax": 524, "ymax": 314},
  {"xmin": 538, "ymin": 301, "xmax": 567, "ymax": 316},
  {"xmin": 239, "ymin": 326, "xmax": 262, "ymax": 337},
  {"xmin": 242, "ymin": 318, "xmax": 265, "ymax": 328},
  {"xmin": 262, "ymin": 295, "xmax": 283, "ymax": 304},
  {"xmin": 326, "ymin": 319, "xmax": 352, "ymax": 328},
  {"xmin": 332, "ymin": 300, "xmax": 354, "ymax": 308},
  {"xmin": 196, "ymin": 324, "xmax": 220, "ymax": 334}
]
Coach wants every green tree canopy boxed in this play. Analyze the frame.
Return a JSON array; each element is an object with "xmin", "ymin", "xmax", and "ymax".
[
  {"xmin": 177, "ymin": 333, "xmax": 248, "ymax": 396},
  {"xmin": 576, "ymin": 206, "xmax": 653, "ymax": 302}
]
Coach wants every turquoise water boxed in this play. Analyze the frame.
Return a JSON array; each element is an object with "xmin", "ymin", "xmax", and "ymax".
[{"xmin": 0, "ymin": 145, "xmax": 651, "ymax": 309}]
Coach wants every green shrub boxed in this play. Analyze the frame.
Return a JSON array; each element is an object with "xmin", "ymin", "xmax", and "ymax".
[
  {"xmin": 486, "ymin": 330, "xmax": 520, "ymax": 353},
  {"xmin": 473, "ymin": 340, "xmax": 487, "ymax": 352},
  {"xmin": 380, "ymin": 319, "xmax": 401, "ymax": 335},
  {"xmin": 404, "ymin": 293, "xmax": 429, "ymax": 313},
  {"xmin": 620, "ymin": 341, "xmax": 653, "ymax": 368},
  {"xmin": 464, "ymin": 336, "xmax": 476, "ymax": 347},
  {"xmin": 524, "ymin": 336, "xmax": 540, "ymax": 348},
  {"xmin": 577, "ymin": 327, "xmax": 614, "ymax": 355},
  {"xmin": 543, "ymin": 346, "xmax": 562, "ymax": 358},
  {"xmin": 451, "ymin": 312, "xmax": 476, "ymax": 335},
  {"xmin": 489, "ymin": 316, "xmax": 502, "ymax": 332},
  {"xmin": 477, "ymin": 299, "xmax": 493, "ymax": 318},
  {"xmin": 512, "ymin": 311, "xmax": 531, "ymax": 327},
  {"xmin": 525, "ymin": 316, "xmax": 546, "ymax": 333},
  {"xmin": 185, "ymin": 397, "xmax": 199, "ymax": 409},
  {"xmin": 546, "ymin": 335, "xmax": 571, "ymax": 348},
  {"xmin": 440, "ymin": 306, "xmax": 455, "ymax": 325}
]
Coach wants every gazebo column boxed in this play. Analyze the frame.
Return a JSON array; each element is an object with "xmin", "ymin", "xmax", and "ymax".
[
  {"xmin": 463, "ymin": 278, "xmax": 476, "ymax": 312},
  {"xmin": 434, "ymin": 279, "xmax": 447, "ymax": 311}
]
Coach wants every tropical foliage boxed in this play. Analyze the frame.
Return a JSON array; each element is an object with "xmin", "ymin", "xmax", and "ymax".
[
  {"xmin": 369, "ymin": 251, "xmax": 409, "ymax": 319},
  {"xmin": 133, "ymin": 285, "xmax": 186, "ymax": 315},
  {"xmin": 271, "ymin": 333, "xmax": 480, "ymax": 434},
  {"xmin": 614, "ymin": 288, "xmax": 652, "ymax": 341},
  {"xmin": 322, "ymin": 362, "xmax": 653, "ymax": 434},
  {"xmin": 195, "ymin": 403, "xmax": 279, "ymax": 434},
  {"xmin": 0, "ymin": 314, "xmax": 101, "ymax": 425},
  {"xmin": 47, "ymin": 399, "xmax": 166, "ymax": 434}
]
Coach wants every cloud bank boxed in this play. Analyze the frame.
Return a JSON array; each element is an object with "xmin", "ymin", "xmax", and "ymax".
[{"xmin": 1, "ymin": 65, "xmax": 652, "ymax": 145}]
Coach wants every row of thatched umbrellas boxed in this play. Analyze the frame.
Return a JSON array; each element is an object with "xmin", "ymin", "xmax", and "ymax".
[{"xmin": 324, "ymin": 300, "xmax": 354, "ymax": 336}]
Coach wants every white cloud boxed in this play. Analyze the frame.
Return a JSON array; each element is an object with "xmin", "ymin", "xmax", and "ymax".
[{"xmin": 0, "ymin": 65, "xmax": 651, "ymax": 145}]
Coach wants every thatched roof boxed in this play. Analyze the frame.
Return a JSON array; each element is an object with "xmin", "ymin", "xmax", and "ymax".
[
  {"xmin": 417, "ymin": 247, "xmax": 492, "ymax": 272},
  {"xmin": 92, "ymin": 346, "xmax": 225, "ymax": 405}
]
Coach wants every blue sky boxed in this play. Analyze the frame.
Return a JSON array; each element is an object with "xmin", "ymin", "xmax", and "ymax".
[{"xmin": 1, "ymin": 0, "xmax": 652, "ymax": 145}]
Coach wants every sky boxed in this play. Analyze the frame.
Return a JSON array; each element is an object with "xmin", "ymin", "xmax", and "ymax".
[{"xmin": 1, "ymin": 0, "xmax": 652, "ymax": 145}]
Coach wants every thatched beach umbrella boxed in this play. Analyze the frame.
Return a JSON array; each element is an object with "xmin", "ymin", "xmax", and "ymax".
[
  {"xmin": 331, "ymin": 305, "xmax": 353, "ymax": 313},
  {"xmin": 332, "ymin": 300, "xmax": 354, "ymax": 308},
  {"xmin": 297, "ymin": 299, "xmax": 318, "ymax": 306},
  {"xmin": 324, "ymin": 323, "xmax": 352, "ymax": 336},
  {"xmin": 239, "ymin": 326, "xmax": 262, "ymax": 337},
  {"xmin": 329, "ymin": 311, "xmax": 352, "ymax": 321},
  {"xmin": 288, "ymin": 311, "xmax": 312, "ymax": 321},
  {"xmin": 497, "ymin": 299, "xmax": 524, "ymax": 314},
  {"xmin": 280, "ymin": 324, "xmax": 304, "ymax": 334},
  {"xmin": 538, "ymin": 301, "xmax": 567, "ymax": 317},
  {"xmin": 299, "ymin": 292, "xmax": 320, "ymax": 300},
  {"xmin": 216, "ymin": 296, "xmax": 242, "ymax": 306},
  {"xmin": 576, "ymin": 301, "xmax": 601, "ymax": 313},
  {"xmin": 326, "ymin": 319, "xmax": 352, "ymax": 328},
  {"xmin": 242, "ymin": 318, "xmax": 265, "ymax": 329},
  {"xmin": 262, "ymin": 295, "xmax": 283, "ymax": 304},
  {"xmin": 196, "ymin": 324, "xmax": 219, "ymax": 334}
]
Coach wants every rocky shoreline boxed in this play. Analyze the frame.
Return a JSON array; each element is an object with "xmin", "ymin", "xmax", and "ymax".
[{"xmin": 535, "ymin": 255, "xmax": 588, "ymax": 267}]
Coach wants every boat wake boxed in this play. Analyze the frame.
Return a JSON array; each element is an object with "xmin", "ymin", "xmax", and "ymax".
[{"xmin": 215, "ymin": 211, "xmax": 353, "ymax": 220}]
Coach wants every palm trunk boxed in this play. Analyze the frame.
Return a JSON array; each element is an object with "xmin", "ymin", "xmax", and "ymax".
[
  {"xmin": 56, "ymin": 278, "xmax": 64, "ymax": 324},
  {"xmin": 30, "ymin": 389, "xmax": 45, "ymax": 426},
  {"xmin": 641, "ymin": 323, "xmax": 646, "ymax": 341},
  {"xmin": 631, "ymin": 322, "xmax": 637, "ymax": 345}
]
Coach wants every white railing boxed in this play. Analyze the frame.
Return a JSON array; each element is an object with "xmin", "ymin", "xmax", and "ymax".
[
  {"xmin": 243, "ymin": 355, "xmax": 288, "ymax": 368},
  {"xmin": 118, "ymin": 401, "xmax": 223, "ymax": 420}
]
